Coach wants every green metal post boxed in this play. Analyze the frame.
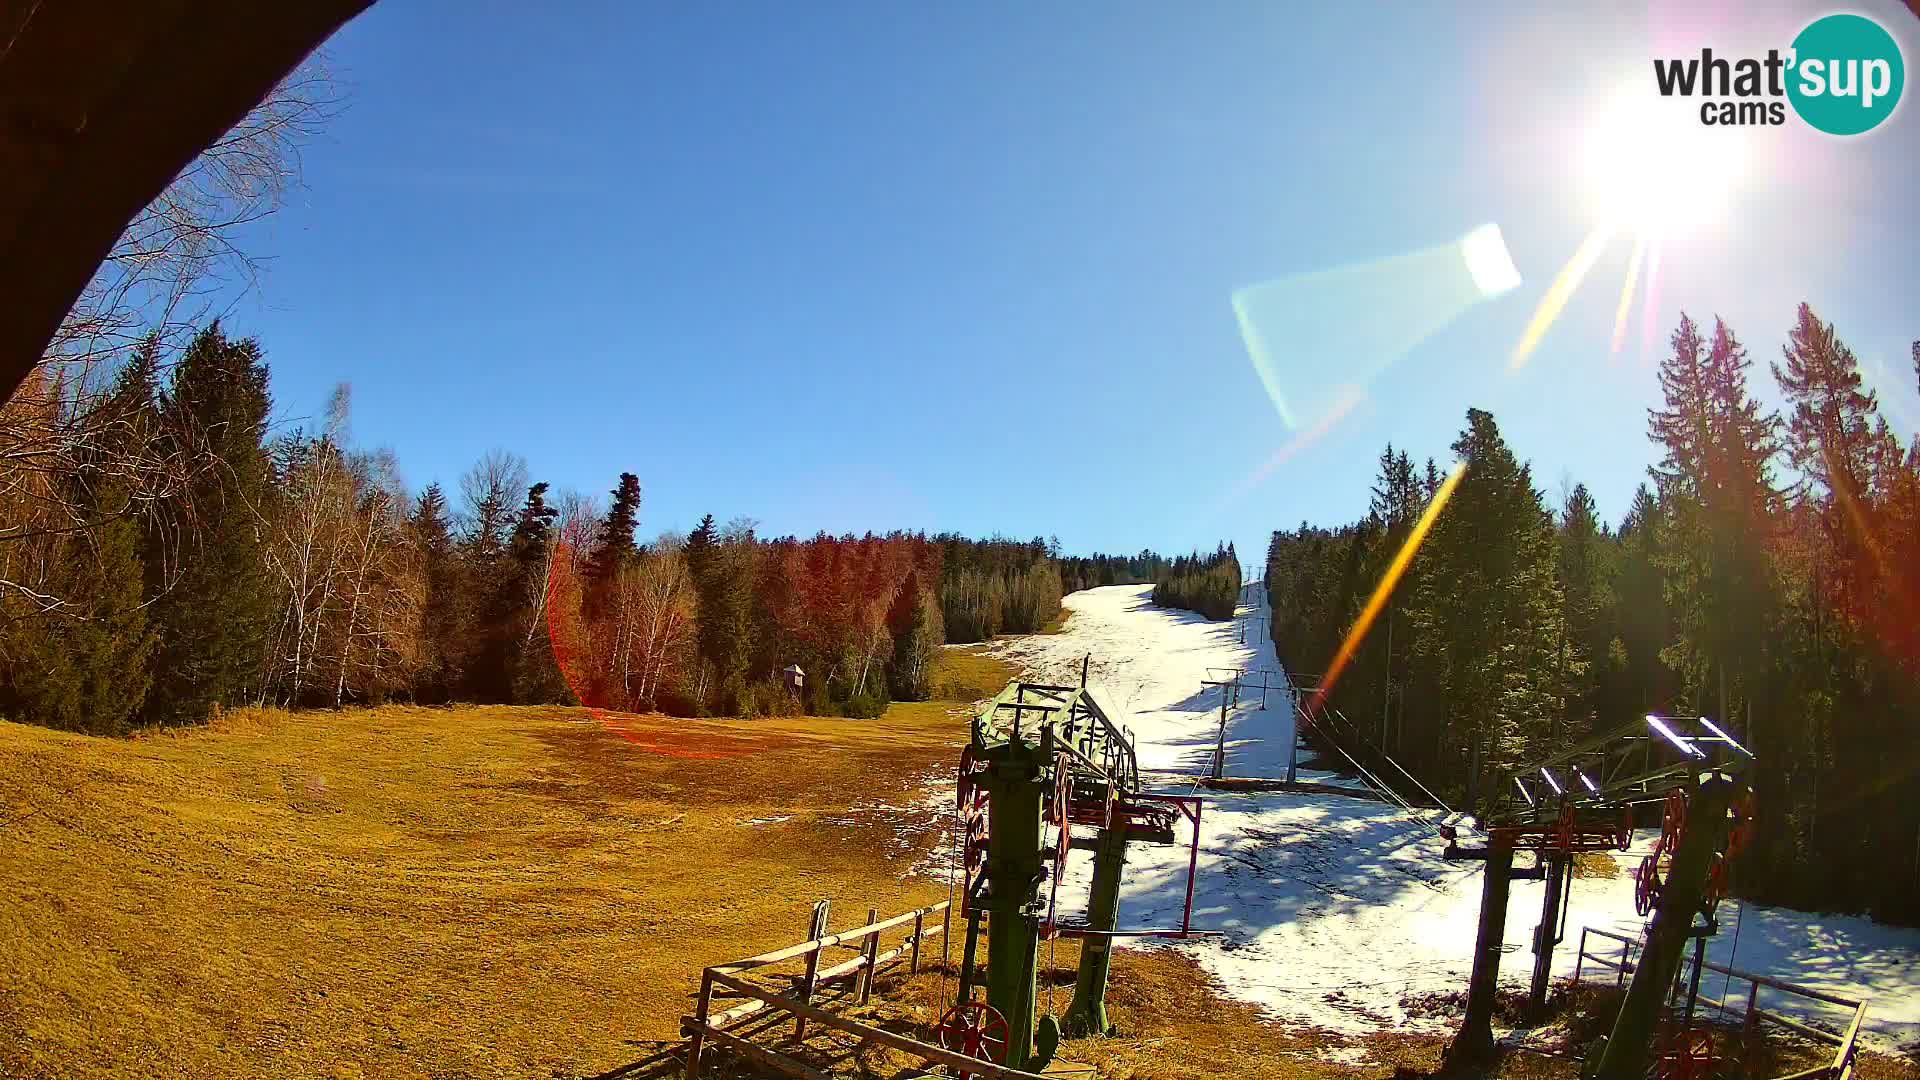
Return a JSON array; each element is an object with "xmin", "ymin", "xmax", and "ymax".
[
  {"xmin": 956, "ymin": 906, "xmax": 983, "ymax": 1004},
  {"xmin": 1587, "ymin": 774, "xmax": 1734, "ymax": 1080},
  {"xmin": 981, "ymin": 749, "xmax": 1046, "ymax": 1071},
  {"xmin": 1064, "ymin": 809, "xmax": 1130, "ymax": 1036},
  {"xmin": 1446, "ymin": 838, "xmax": 1515, "ymax": 1070}
]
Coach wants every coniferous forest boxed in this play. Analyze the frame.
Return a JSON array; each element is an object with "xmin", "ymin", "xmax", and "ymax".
[
  {"xmin": 1152, "ymin": 545, "xmax": 1243, "ymax": 621},
  {"xmin": 1266, "ymin": 308, "xmax": 1920, "ymax": 925}
]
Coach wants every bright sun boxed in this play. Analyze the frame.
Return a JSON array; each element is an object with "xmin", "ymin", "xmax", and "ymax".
[{"xmin": 1580, "ymin": 87, "xmax": 1752, "ymax": 236}]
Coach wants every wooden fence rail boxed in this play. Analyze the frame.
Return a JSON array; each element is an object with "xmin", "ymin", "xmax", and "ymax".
[
  {"xmin": 686, "ymin": 898, "xmax": 992, "ymax": 1079},
  {"xmin": 1572, "ymin": 926, "xmax": 1869, "ymax": 1080}
]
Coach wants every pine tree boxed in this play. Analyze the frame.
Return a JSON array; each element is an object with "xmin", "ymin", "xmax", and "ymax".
[
  {"xmin": 506, "ymin": 482, "xmax": 567, "ymax": 703},
  {"xmin": 409, "ymin": 483, "xmax": 459, "ymax": 702},
  {"xmin": 1555, "ymin": 483, "xmax": 1607, "ymax": 737},
  {"xmin": 0, "ymin": 347, "xmax": 161, "ymax": 733},
  {"xmin": 589, "ymin": 472, "xmax": 642, "ymax": 585},
  {"xmin": 451, "ymin": 451, "xmax": 528, "ymax": 701},
  {"xmin": 886, "ymin": 567, "xmax": 942, "ymax": 700},
  {"xmin": 1770, "ymin": 304, "xmax": 1916, "ymax": 920},
  {"xmin": 686, "ymin": 513, "xmax": 756, "ymax": 712},
  {"xmin": 1773, "ymin": 303, "xmax": 1904, "ymax": 625},
  {"xmin": 1408, "ymin": 408, "xmax": 1564, "ymax": 805},
  {"xmin": 1613, "ymin": 484, "xmax": 1675, "ymax": 710},
  {"xmin": 1647, "ymin": 314, "xmax": 1779, "ymax": 720},
  {"xmin": 142, "ymin": 324, "xmax": 276, "ymax": 726}
]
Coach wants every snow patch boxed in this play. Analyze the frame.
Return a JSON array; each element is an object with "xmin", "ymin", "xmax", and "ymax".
[{"xmin": 981, "ymin": 583, "xmax": 1920, "ymax": 1050}]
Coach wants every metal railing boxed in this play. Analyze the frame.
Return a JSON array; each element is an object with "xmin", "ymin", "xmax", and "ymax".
[
  {"xmin": 1573, "ymin": 926, "xmax": 1869, "ymax": 1080},
  {"xmin": 683, "ymin": 897, "xmax": 1054, "ymax": 1080}
]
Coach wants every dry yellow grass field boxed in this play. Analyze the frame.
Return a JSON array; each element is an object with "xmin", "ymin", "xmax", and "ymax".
[
  {"xmin": 0, "ymin": 653, "xmax": 1006, "ymax": 1079},
  {"xmin": 10, "ymin": 645, "xmax": 1899, "ymax": 1080}
]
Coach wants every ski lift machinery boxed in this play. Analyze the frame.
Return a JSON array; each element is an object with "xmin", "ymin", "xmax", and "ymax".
[
  {"xmin": 948, "ymin": 665, "xmax": 1212, "ymax": 1073},
  {"xmin": 1438, "ymin": 712, "xmax": 1755, "ymax": 1080}
]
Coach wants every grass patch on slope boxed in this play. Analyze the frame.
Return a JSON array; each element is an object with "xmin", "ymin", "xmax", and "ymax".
[{"xmin": 0, "ymin": 648, "xmax": 1010, "ymax": 1080}]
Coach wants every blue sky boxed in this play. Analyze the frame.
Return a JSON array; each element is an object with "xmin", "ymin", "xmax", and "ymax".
[{"xmin": 228, "ymin": 1, "xmax": 1920, "ymax": 565}]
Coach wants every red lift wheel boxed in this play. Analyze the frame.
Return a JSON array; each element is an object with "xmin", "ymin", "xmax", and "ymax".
[
  {"xmin": 1703, "ymin": 852, "xmax": 1729, "ymax": 914},
  {"xmin": 1660, "ymin": 790, "xmax": 1688, "ymax": 843},
  {"xmin": 1656, "ymin": 1028, "xmax": 1717, "ymax": 1080},
  {"xmin": 936, "ymin": 1001, "xmax": 1010, "ymax": 1075},
  {"xmin": 1634, "ymin": 853, "xmax": 1662, "ymax": 916}
]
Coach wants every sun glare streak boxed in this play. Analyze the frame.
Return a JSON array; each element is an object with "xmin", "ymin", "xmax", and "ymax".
[
  {"xmin": 1306, "ymin": 460, "xmax": 1467, "ymax": 717},
  {"xmin": 1509, "ymin": 223, "xmax": 1616, "ymax": 370},
  {"xmin": 1217, "ymin": 385, "xmax": 1363, "ymax": 509},
  {"xmin": 1610, "ymin": 235, "xmax": 1647, "ymax": 357},
  {"xmin": 1639, "ymin": 238, "xmax": 1665, "ymax": 360}
]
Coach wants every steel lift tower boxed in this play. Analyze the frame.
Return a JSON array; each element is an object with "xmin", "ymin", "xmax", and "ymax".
[
  {"xmin": 1440, "ymin": 713, "xmax": 1754, "ymax": 1077},
  {"xmin": 948, "ymin": 673, "xmax": 1206, "ymax": 1072}
]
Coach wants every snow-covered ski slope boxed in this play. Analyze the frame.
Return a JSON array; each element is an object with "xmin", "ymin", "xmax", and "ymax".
[{"xmin": 986, "ymin": 583, "xmax": 1920, "ymax": 1051}]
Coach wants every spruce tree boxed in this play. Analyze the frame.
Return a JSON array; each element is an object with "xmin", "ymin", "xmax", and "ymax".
[
  {"xmin": 143, "ymin": 324, "xmax": 276, "ymax": 727},
  {"xmin": 685, "ymin": 513, "xmax": 754, "ymax": 711},
  {"xmin": 1770, "ymin": 304, "xmax": 1914, "ymax": 919},
  {"xmin": 1614, "ymin": 485, "xmax": 1674, "ymax": 709},
  {"xmin": 1647, "ymin": 314, "xmax": 1779, "ymax": 719},
  {"xmin": 0, "ymin": 347, "xmax": 161, "ymax": 733},
  {"xmin": 886, "ymin": 568, "xmax": 941, "ymax": 700},
  {"xmin": 1408, "ymin": 408, "xmax": 1564, "ymax": 804},
  {"xmin": 589, "ymin": 472, "xmax": 642, "ymax": 585},
  {"xmin": 409, "ymin": 483, "xmax": 459, "ymax": 702},
  {"xmin": 1555, "ymin": 484, "xmax": 1607, "ymax": 737},
  {"xmin": 506, "ymin": 482, "xmax": 567, "ymax": 703}
]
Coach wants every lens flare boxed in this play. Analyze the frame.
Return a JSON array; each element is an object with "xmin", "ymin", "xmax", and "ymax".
[
  {"xmin": 1307, "ymin": 460, "xmax": 1466, "ymax": 717},
  {"xmin": 1235, "ymin": 224, "xmax": 1520, "ymax": 437},
  {"xmin": 1610, "ymin": 234, "xmax": 1648, "ymax": 357},
  {"xmin": 1638, "ymin": 238, "xmax": 1665, "ymax": 359},
  {"xmin": 1510, "ymin": 223, "xmax": 1616, "ymax": 370}
]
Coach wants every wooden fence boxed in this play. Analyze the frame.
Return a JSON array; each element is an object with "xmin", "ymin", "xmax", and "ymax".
[
  {"xmin": 1573, "ymin": 926, "xmax": 1869, "ymax": 1080},
  {"xmin": 682, "ymin": 897, "xmax": 1052, "ymax": 1080}
]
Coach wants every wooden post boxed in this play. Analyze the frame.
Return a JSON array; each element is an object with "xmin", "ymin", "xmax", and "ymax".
[
  {"xmin": 910, "ymin": 910, "xmax": 925, "ymax": 973},
  {"xmin": 859, "ymin": 907, "xmax": 880, "ymax": 1004},
  {"xmin": 687, "ymin": 970, "xmax": 716, "ymax": 1078},
  {"xmin": 1212, "ymin": 694, "xmax": 1228, "ymax": 780},
  {"xmin": 795, "ymin": 899, "xmax": 829, "ymax": 1041},
  {"xmin": 1181, "ymin": 801, "xmax": 1201, "ymax": 934}
]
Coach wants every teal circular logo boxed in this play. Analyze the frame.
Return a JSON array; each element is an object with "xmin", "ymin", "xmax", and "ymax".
[{"xmin": 1787, "ymin": 14, "xmax": 1905, "ymax": 135}]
